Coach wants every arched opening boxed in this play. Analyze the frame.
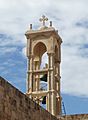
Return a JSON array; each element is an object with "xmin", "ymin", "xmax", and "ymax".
[
  {"xmin": 33, "ymin": 42, "xmax": 47, "ymax": 70},
  {"xmin": 40, "ymin": 52, "xmax": 48, "ymax": 109},
  {"xmin": 33, "ymin": 42, "xmax": 47, "ymax": 60},
  {"xmin": 33, "ymin": 42, "xmax": 48, "ymax": 108}
]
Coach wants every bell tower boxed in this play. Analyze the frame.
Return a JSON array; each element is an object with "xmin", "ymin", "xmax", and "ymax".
[{"xmin": 25, "ymin": 15, "xmax": 62, "ymax": 117}]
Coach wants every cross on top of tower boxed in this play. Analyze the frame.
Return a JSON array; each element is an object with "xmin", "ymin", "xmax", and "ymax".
[{"xmin": 39, "ymin": 15, "xmax": 48, "ymax": 26}]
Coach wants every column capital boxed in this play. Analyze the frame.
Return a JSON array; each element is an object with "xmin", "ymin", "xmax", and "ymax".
[
  {"xmin": 28, "ymin": 54, "xmax": 34, "ymax": 59},
  {"xmin": 47, "ymin": 52, "xmax": 54, "ymax": 56}
]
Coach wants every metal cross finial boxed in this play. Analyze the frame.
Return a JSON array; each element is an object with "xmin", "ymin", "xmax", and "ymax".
[{"xmin": 39, "ymin": 15, "xmax": 48, "ymax": 26}]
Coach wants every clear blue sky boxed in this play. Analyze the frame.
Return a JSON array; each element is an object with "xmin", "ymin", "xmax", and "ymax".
[{"xmin": 0, "ymin": 0, "xmax": 88, "ymax": 115}]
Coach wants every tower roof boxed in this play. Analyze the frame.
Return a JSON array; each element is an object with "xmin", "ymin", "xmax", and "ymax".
[{"xmin": 25, "ymin": 15, "xmax": 62, "ymax": 43}]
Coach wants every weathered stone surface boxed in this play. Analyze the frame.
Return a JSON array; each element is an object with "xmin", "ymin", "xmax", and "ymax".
[
  {"xmin": 0, "ymin": 76, "xmax": 57, "ymax": 120},
  {"xmin": 59, "ymin": 114, "xmax": 88, "ymax": 120}
]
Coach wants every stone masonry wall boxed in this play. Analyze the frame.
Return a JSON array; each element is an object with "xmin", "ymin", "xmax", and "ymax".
[
  {"xmin": 60, "ymin": 114, "xmax": 88, "ymax": 120},
  {"xmin": 0, "ymin": 76, "xmax": 57, "ymax": 120}
]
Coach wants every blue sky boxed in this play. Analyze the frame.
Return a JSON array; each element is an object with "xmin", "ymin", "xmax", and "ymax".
[{"xmin": 0, "ymin": 0, "xmax": 88, "ymax": 115}]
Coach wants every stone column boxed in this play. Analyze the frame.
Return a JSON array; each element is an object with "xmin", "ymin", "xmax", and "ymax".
[
  {"xmin": 55, "ymin": 62, "xmax": 61, "ymax": 115},
  {"xmin": 27, "ymin": 55, "xmax": 34, "ymax": 95},
  {"xmin": 26, "ymin": 57, "xmax": 30, "ymax": 92},
  {"xmin": 47, "ymin": 53, "xmax": 56, "ymax": 116},
  {"xmin": 55, "ymin": 63, "xmax": 60, "ymax": 94},
  {"xmin": 35, "ymin": 61, "xmax": 40, "ymax": 91},
  {"xmin": 50, "ymin": 53, "xmax": 56, "ymax": 116},
  {"xmin": 35, "ymin": 60, "xmax": 40, "ymax": 104},
  {"xmin": 47, "ymin": 53, "xmax": 51, "ymax": 112}
]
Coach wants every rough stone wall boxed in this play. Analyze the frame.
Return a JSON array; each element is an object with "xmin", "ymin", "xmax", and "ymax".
[
  {"xmin": 59, "ymin": 114, "xmax": 88, "ymax": 120},
  {"xmin": 0, "ymin": 76, "xmax": 57, "ymax": 120}
]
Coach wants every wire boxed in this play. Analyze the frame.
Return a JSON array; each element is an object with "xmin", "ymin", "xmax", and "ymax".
[{"xmin": 62, "ymin": 100, "xmax": 66, "ymax": 115}]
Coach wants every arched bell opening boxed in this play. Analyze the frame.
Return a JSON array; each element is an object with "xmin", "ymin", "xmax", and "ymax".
[
  {"xmin": 33, "ymin": 42, "xmax": 48, "ymax": 85},
  {"xmin": 40, "ymin": 52, "xmax": 48, "ymax": 92},
  {"xmin": 33, "ymin": 42, "xmax": 47, "ymax": 68},
  {"xmin": 33, "ymin": 42, "xmax": 48, "ymax": 105},
  {"xmin": 40, "ymin": 53, "xmax": 48, "ymax": 109},
  {"xmin": 33, "ymin": 42, "xmax": 48, "ymax": 108}
]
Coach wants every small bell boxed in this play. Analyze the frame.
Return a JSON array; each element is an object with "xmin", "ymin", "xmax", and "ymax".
[
  {"xmin": 42, "ymin": 96, "xmax": 46, "ymax": 104},
  {"xmin": 40, "ymin": 74, "xmax": 47, "ymax": 82}
]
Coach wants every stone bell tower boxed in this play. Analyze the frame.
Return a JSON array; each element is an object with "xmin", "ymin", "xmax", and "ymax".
[{"xmin": 25, "ymin": 15, "xmax": 62, "ymax": 117}]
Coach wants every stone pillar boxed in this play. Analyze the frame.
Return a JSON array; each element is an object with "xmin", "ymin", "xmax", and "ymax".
[
  {"xmin": 27, "ymin": 55, "xmax": 34, "ymax": 95},
  {"xmin": 26, "ymin": 58, "xmax": 30, "ymax": 92},
  {"xmin": 50, "ymin": 53, "xmax": 56, "ymax": 116},
  {"xmin": 55, "ymin": 62, "xmax": 61, "ymax": 115},
  {"xmin": 47, "ymin": 53, "xmax": 56, "ymax": 116},
  {"xmin": 55, "ymin": 63, "xmax": 60, "ymax": 94},
  {"xmin": 35, "ymin": 61, "xmax": 40, "ymax": 91},
  {"xmin": 47, "ymin": 53, "xmax": 51, "ymax": 112},
  {"xmin": 34, "ymin": 60, "xmax": 40, "ymax": 104}
]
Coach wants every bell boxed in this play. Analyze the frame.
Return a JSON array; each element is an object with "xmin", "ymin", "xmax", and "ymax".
[
  {"xmin": 40, "ymin": 74, "xmax": 47, "ymax": 82},
  {"xmin": 42, "ymin": 96, "xmax": 46, "ymax": 104}
]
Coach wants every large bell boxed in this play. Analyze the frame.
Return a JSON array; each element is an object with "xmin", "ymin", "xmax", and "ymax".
[
  {"xmin": 40, "ymin": 74, "xmax": 47, "ymax": 82},
  {"xmin": 42, "ymin": 96, "xmax": 46, "ymax": 104}
]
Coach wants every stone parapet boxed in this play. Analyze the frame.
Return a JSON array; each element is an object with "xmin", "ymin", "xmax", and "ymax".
[
  {"xmin": 0, "ymin": 76, "xmax": 57, "ymax": 120},
  {"xmin": 57, "ymin": 114, "xmax": 88, "ymax": 120}
]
